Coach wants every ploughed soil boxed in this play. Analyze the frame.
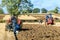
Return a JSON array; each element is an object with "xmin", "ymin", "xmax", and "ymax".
[
  {"xmin": 0, "ymin": 23, "xmax": 60, "ymax": 40},
  {"xmin": 17, "ymin": 24, "xmax": 60, "ymax": 40}
]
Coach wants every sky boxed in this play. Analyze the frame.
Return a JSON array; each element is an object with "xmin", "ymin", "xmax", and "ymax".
[
  {"xmin": 0, "ymin": 0, "xmax": 60, "ymax": 13},
  {"xmin": 31, "ymin": 0, "xmax": 60, "ymax": 10}
]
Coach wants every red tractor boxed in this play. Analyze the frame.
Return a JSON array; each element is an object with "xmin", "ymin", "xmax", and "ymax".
[
  {"xmin": 46, "ymin": 14, "xmax": 54, "ymax": 25},
  {"xmin": 47, "ymin": 17, "xmax": 54, "ymax": 25}
]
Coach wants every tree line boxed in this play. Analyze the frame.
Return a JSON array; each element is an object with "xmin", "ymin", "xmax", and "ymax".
[{"xmin": 0, "ymin": 0, "xmax": 59, "ymax": 14}]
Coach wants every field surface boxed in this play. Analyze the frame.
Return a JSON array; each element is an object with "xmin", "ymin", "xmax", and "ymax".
[{"xmin": 0, "ymin": 23, "xmax": 60, "ymax": 40}]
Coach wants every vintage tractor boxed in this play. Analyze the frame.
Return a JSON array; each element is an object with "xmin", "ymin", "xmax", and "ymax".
[
  {"xmin": 5, "ymin": 19, "xmax": 22, "ymax": 32},
  {"xmin": 45, "ymin": 14, "xmax": 54, "ymax": 25},
  {"xmin": 47, "ymin": 17, "xmax": 54, "ymax": 25}
]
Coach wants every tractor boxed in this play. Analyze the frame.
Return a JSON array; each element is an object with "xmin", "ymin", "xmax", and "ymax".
[
  {"xmin": 45, "ymin": 14, "xmax": 54, "ymax": 25},
  {"xmin": 5, "ymin": 19, "xmax": 22, "ymax": 32}
]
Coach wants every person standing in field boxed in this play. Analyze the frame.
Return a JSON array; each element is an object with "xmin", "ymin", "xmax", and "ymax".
[
  {"xmin": 45, "ymin": 14, "xmax": 49, "ymax": 25},
  {"xmin": 6, "ymin": 14, "xmax": 17, "ymax": 31}
]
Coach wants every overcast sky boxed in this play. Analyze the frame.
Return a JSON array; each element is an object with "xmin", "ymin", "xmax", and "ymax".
[{"xmin": 0, "ymin": 0, "xmax": 60, "ymax": 13}]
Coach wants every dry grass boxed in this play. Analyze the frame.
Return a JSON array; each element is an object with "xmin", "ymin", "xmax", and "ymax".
[{"xmin": 0, "ymin": 14, "xmax": 5, "ymax": 20}]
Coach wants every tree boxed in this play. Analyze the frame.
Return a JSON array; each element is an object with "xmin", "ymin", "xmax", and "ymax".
[
  {"xmin": 41, "ymin": 8, "xmax": 47, "ymax": 13},
  {"xmin": 0, "ymin": 8, "xmax": 4, "ymax": 14},
  {"xmin": 54, "ymin": 7, "xmax": 59, "ymax": 13},
  {"xmin": 27, "ymin": 8, "xmax": 33, "ymax": 13},
  {"xmin": 2, "ymin": 0, "xmax": 33, "ymax": 15},
  {"xmin": 20, "ymin": 0, "xmax": 33, "ymax": 13},
  {"xmin": 27, "ymin": 0, "xmax": 33, "ymax": 13},
  {"xmin": 33, "ymin": 8, "xmax": 40, "ymax": 13}
]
